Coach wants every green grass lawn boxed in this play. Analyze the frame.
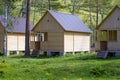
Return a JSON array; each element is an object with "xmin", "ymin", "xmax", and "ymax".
[{"xmin": 0, "ymin": 52, "xmax": 120, "ymax": 80}]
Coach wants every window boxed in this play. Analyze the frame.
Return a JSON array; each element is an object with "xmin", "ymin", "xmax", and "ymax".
[
  {"xmin": 100, "ymin": 30, "xmax": 107, "ymax": 41},
  {"xmin": 109, "ymin": 30, "xmax": 117, "ymax": 41},
  {"xmin": 37, "ymin": 32, "xmax": 48, "ymax": 42}
]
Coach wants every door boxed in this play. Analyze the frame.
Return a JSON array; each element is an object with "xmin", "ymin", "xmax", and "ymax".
[
  {"xmin": 100, "ymin": 30, "xmax": 107, "ymax": 51},
  {"xmin": 100, "ymin": 41, "xmax": 107, "ymax": 50},
  {"xmin": 35, "ymin": 41, "xmax": 40, "ymax": 50}
]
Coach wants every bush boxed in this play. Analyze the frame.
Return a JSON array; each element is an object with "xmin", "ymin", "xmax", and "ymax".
[
  {"xmin": 90, "ymin": 66, "xmax": 108, "ymax": 77},
  {"xmin": 0, "ymin": 70, "xmax": 5, "ymax": 77},
  {"xmin": 90, "ymin": 65, "xmax": 120, "ymax": 77},
  {"xmin": 0, "ymin": 63, "xmax": 8, "ymax": 68},
  {"xmin": 0, "ymin": 51, "xmax": 3, "ymax": 56}
]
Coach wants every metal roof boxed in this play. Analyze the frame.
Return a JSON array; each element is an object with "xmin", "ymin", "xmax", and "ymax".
[
  {"xmin": 49, "ymin": 10, "xmax": 92, "ymax": 33},
  {"xmin": 0, "ymin": 15, "xmax": 34, "ymax": 33}
]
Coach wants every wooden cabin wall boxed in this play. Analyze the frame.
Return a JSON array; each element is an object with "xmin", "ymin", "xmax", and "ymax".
[
  {"xmin": 0, "ymin": 24, "xmax": 4, "ymax": 51},
  {"xmin": 33, "ymin": 12, "xmax": 64, "ymax": 32},
  {"xmin": 97, "ymin": 7, "xmax": 120, "ymax": 51},
  {"xmin": 99, "ymin": 8, "xmax": 120, "ymax": 30},
  {"xmin": 33, "ymin": 12, "xmax": 64, "ymax": 52},
  {"xmin": 95, "ymin": 41, "xmax": 100, "ymax": 51},
  {"xmin": 64, "ymin": 32, "xmax": 90, "ymax": 52},
  {"xmin": 7, "ymin": 33, "xmax": 25, "ymax": 51},
  {"xmin": 108, "ymin": 30, "xmax": 120, "ymax": 51},
  {"xmin": 41, "ymin": 32, "xmax": 64, "ymax": 52},
  {"xmin": 74, "ymin": 32, "xmax": 90, "ymax": 51},
  {"xmin": 64, "ymin": 32, "xmax": 74, "ymax": 52}
]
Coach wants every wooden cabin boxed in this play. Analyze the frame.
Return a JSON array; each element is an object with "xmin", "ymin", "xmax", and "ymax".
[
  {"xmin": 0, "ymin": 15, "xmax": 34, "ymax": 56},
  {"xmin": 95, "ymin": 5, "xmax": 120, "ymax": 58},
  {"xmin": 31, "ymin": 10, "xmax": 92, "ymax": 56}
]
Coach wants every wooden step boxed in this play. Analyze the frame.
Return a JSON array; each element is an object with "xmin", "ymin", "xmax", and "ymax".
[
  {"xmin": 96, "ymin": 51, "xmax": 108, "ymax": 59},
  {"xmin": 31, "ymin": 50, "xmax": 40, "ymax": 57}
]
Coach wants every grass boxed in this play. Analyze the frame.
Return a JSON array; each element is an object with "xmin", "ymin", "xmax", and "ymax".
[{"xmin": 0, "ymin": 52, "xmax": 120, "ymax": 80}]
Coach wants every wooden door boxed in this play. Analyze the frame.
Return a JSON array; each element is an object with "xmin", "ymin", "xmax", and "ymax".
[
  {"xmin": 100, "ymin": 41, "xmax": 107, "ymax": 51},
  {"xmin": 35, "ymin": 41, "xmax": 40, "ymax": 50}
]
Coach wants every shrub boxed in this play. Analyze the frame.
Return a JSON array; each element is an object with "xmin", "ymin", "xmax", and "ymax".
[
  {"xmin": 0, "ymin": 70, "xmax": 4, "ymax": 77},
  {"xmin": 90, "ymin": 66, "xmax": 107, "ymax": 77},
  {"xmin": 0, "ymin": 51, "xmax": 3, "ymax": 56},
  {"xmin": 0, "ymin": 63, "xmax": 8, "ymax": 68}
]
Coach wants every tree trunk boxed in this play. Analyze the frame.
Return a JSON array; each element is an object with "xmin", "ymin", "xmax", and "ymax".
[
  {"xmin": 72, "ymin": 0, "xmax": 76, "ymax": 14},
  {"xmin": 33, "ymin": 0, "xmax": 36, "ymax": 25},
  {"xmin": 3, "ymin": 0, "xmax": 7, "ymax": 56},
  {"xmin": 48, "ymin": 0, "xmax": 50, "ymax": 10},
  {"xmin": 100, "ymin": 8, "xmax": 104, "ymax": 21},
  {"xmin": 25, "ymin": 0, "xmax": 30, "ymax": 57},
  {"xmin": 96, "ymin": 0, "xmax": 99, "ymax": 28},
  {"xmin": 41, "ymin": 0, "xmax": 44, "ymax": 16},
  {"xmin": 89, "ymin": 0, "xmax": 94, "ymax": 46}
]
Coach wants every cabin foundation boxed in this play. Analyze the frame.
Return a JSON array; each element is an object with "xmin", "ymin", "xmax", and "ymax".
[
  {"xmin": 59, "ymin": 51, "xmax": 66, "ymax": 56},
  {"xmin": 46, "ymin": 51, "xmax": 52, "ymax": 57},
  {"xmin": 4, "ymin": 51, "xmax": 10, "ymax": 56},
  {"xmin": 16, "ymin": 51, "xmax": 19, "ymax": 55}
]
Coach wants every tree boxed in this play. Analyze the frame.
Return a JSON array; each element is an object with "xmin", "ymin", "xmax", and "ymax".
[
  {"xmin": 72, "ymin": 0, "xmax": 76, "ymax": 14},
  {"xmin": 18, "ymin": 0, "xmax": 27, "ymax": 17},
  {"xmin": 3, "ymin": 0, "xmax": 7, "ymax": 56},
  {"xmin": 89, "ymin": 0, "xmax": 94, "ymax": 46},
  {"xmin": 33, "ymin": 0, "xmax": 36, "ymax": 25},
  {"xmin": 48, "ymin": 0, "xmax": 51, "ymax": 10},
  {"xmin": 25, "ymin": 0, "xmax": 31, "ymax": 57},
  {"xmin": 3, "ymin": 0, "xmax": 19, "ymax": 56}
]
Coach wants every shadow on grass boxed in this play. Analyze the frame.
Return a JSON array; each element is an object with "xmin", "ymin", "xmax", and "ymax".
[
  {"xmin": 65, "ymin": 52, "xmax": 120, "ymax": 61},
  {"xmin": 9, "ymin": 53, "xmax": 62, "ymax": 59},
  {"xmin": 6, "ymin": 52, "xmax": 120, "ymax": 61}
]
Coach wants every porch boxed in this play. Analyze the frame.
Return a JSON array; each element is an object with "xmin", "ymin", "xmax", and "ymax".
[{"xmin": 95, "ymin": 30, "xmax": 118, "ymax": 51}]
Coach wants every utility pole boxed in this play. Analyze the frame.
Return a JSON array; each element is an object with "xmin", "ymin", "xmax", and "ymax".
[
  {"xmin": 25, "ymin": 0, "xmax": 30, "ymax": 57},
  {"xmin": 4, "ymin": 0, "xmax": 8, "ymax": 56}
]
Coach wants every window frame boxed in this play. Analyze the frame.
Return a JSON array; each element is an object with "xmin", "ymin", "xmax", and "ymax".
[
  {"xmin": 108, "ymin": 30, "xmax": 117, "ymax": 41},
  {"xmin": 37, "ymin": 32, "xmax": 48, "ymax": 42}
]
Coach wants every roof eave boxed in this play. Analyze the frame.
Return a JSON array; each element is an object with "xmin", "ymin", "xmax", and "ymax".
[{"xmin": 64, "ymin": 29, "xmax": 92, "ymax": 33}]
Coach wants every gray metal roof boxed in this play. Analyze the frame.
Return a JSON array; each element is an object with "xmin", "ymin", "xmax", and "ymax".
[
  {"xmin": 0, "ymin": 15, "xmax": 34, "ymax": 33},
  {"xmin": 49, "ymin": 10, "xmax": 92, "ymax": 33}
]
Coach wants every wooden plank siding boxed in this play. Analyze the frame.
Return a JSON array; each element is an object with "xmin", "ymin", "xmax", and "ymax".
[
  {"xmin": 107, "ymin": 30, "xmax": 120, "ymax": 51},
  {"xmin": 99, "ymin": 8, "xmax": 120, "ymax": 30},
  {"xmin": 7, "ymin": 33, "xmax": 25, "ymax": 51},
  {"xmin": 33, "ymin": 12, "xmax": 64, "ymax": 33},
  {"xmin": 41, "ymin": 32, "xmax": 64, "ymax": 52},
  {"xmin": 64, "ymin": 32, "xmax": 74, "ymax": 52},
  {"xmin": 96, "ymin": 6, "xmax": 120, "ymax": 51},
  {"xmin": 33, "ymin": 12, "xmax": 64, "ymax": 52},
  {"xmin": 95, "ymin": 41, "xmax": 100, "ymax": 51},
  {"xmin": 64, "ymin": 32, "xmax": 90, "ymax": 52},
  {"xmin": 74, "ymin": 32, "xmax": 90, "ymax": 51},
  {"xmin": 32, "ymin": 11, "xmax": 91, "ymax": 53},
  {"xmin": 0, "ymin": 23, "xmax": 4, "ymax": 51}
]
